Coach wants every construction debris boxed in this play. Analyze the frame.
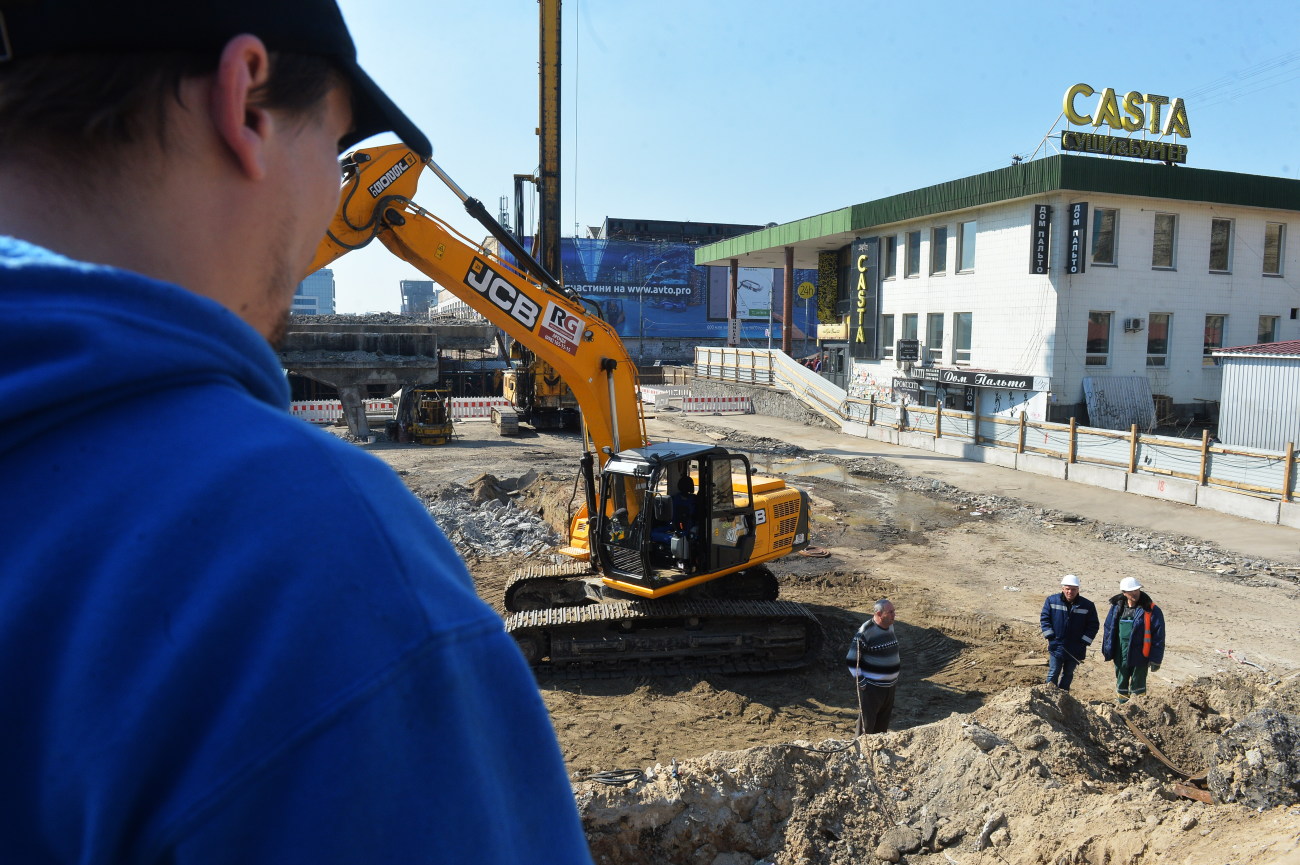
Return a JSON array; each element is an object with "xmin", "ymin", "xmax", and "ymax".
[{"xmin": 578, "ymin": 675, "xmax": 1300, "ymax": 865}]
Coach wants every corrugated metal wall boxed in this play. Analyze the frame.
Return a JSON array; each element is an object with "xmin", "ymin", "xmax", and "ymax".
[
  {"xmin": 1219, "ymin": 356, "xmax": 1300, "ymax": 452},
  {"xmin": 1082, "ymin": 376, "xmax": 1157, "ymax": 431}
]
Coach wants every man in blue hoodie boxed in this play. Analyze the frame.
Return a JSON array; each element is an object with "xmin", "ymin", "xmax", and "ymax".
[{"xmin": 0, "ymin": 2, "xmax": 592, "ymax": 863}]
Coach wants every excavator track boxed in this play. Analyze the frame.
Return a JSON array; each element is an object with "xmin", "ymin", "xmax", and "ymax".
[
  {"xmin": 504, "ymin": 562, "xmax": 595, "ymax": 611},
  {"xmin": 504, "ymin": 598, "xmax": 822, "ymax": 679}
]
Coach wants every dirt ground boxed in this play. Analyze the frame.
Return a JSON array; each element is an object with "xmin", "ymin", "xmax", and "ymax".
[{"xmin": 350, "ymin": 413, "xmax": 1300, "ymax": 864}]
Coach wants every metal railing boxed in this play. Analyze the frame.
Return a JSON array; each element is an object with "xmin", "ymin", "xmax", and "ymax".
[
  {"xmin": 694, "ymin": 347, "xmax": 846, "ymax": 425},
  {"xmin": 693, "ymin": 347, "xmax": 776, "ymax": 385}
]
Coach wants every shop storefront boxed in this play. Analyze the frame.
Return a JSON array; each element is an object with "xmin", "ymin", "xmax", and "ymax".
[{"xmin": 902, "ymin": 367, "xmax": 1052, "ymax": 422}]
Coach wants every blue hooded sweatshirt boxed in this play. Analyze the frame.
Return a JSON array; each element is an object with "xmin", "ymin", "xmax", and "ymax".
[{"xmin": 0, "ymin": 238, "xmax": 593, "ymax": 864}]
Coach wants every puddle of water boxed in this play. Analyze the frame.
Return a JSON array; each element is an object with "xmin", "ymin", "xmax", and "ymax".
[
  {"xmin": 835, "ymin": 514, "xmax": 882, "ymax": 528},
  {"xmin": 740, "ymin": 453, "xmax": 964, "ymax": 533}
]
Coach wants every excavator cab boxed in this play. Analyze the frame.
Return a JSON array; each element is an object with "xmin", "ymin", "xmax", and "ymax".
[{"xmin": 594, "ymin": 443, "xmax": 757, "ymax": 593}]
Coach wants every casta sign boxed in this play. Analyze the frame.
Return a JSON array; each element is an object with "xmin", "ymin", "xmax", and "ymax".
[
  {"xmin": 1061, "ymin": 84, "xmax": 1190, "ymax": 164},
  {"xmin": 1063, "ymin": 84, "xmax": 1190, "ymax": 138}
]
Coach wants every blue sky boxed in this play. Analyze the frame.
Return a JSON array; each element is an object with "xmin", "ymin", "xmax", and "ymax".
[{"xmin": 329, "ymin": 0, "xmax": 1300, "ymax": 313}]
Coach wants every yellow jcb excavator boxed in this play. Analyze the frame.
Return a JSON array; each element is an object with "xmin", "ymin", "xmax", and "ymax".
[{"xmin": 309, "ymin": 145, "xmax": 820, "ymax": 676}]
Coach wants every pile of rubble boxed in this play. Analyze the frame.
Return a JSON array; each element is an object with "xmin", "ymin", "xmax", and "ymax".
[
  {"xmin": 833, "ymin": 455, "xmax": 1300, "ymax": 588},
  {"xmin": 424, "ymin": 471, "xmax": 559, "ymax": 557},
  {"xmin": 292, "ymin": 313, "xmax": 430, "ymax": 325},
  {"xmin": 577, "ymin": 673, "xmax": 1300, "ymax": 865},
  {"xmin": 292, "ymin": 312, "xmax": 490, "ymax": 328}
]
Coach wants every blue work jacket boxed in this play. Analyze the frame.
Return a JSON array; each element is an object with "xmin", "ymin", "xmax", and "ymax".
[{"xmin": 1039, "ymin": 592, "xmax": 1100, "ymax": 658}]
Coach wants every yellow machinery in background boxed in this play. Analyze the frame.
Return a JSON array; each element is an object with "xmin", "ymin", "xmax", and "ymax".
[
  {"xmin": 388, "ymin": 387, "xmax": 453, "ymax": 446},
  {"xmin": 502, "ymin": 343, "xmax": 580, "ymax": 431}
]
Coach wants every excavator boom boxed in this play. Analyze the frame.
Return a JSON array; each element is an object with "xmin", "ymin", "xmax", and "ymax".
[{"xmin": 310, "ymin": 145, "xmax": 646, "ymax": 462}]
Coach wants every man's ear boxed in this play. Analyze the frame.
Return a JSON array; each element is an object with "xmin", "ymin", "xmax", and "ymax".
[{"xmin": 210, "ymin": 34, "xmax": 273, "ymax": 181}]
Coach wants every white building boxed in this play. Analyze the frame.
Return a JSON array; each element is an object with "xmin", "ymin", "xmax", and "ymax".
[
  {"xmin": 293, "ymin": 268, "xmax": 336, "ymax": 315},
  {"xmin": 696, "ymin": 154, "xmax": 1300, "ymax": 425}
]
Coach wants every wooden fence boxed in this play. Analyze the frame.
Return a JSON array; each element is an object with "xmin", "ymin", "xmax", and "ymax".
[{"xmin": 844, "ymin": 396, "xmax": 1298, "ymax": 503}]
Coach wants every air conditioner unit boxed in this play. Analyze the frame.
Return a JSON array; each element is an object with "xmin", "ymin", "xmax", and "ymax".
[
  {"xmin": 1123, "ymin": 317, "xmax": 1146, "ymax": 332},
  {"xmin": 916, "ymin": 345, "xmax": 935, "ymax": 367}
]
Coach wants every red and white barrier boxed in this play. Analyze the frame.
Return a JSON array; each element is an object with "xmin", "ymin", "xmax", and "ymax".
[
  {"xmin": 449, "ymin": 397, "xmax": 513, "ymax": 420},
  {"xmin": 290, "ymin": 401, "xmax": 342, "ymax": 423},
  {"xmin": 290, "ymin": 399, "xmax": 396, "ymax": 424},
  {"xmin": 681, "ymin": 396, "xmax": 753, "ymax": 414},
  {"xmin": 639, "ymin": 386, "xmax": 688, "ymax": 405}
]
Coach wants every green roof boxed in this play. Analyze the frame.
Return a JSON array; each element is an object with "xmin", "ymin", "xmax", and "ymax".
[{"xmin": 695, "ymin": 154, "xmax": 1300, "ymax": 265}]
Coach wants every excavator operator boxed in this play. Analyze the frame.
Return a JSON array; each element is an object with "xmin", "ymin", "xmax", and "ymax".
[{"xmin": 672, "ymin": 475, "xmax": 699, "ymax": 531}]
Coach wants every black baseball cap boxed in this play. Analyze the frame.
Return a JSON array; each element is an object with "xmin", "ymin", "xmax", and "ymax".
[{"xmin": 0, "ymin": 0, "xmax": 431, "ymax": 159}]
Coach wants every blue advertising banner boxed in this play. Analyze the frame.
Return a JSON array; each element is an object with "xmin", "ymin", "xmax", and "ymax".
[{"xmin": 556, "ymin": 237, "xmax": 817, "ymax": 345}]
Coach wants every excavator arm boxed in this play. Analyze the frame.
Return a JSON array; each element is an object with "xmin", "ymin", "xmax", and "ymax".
[{"xmin": 308, "ymin": 145, "xmax": 646, "ymax": 463}]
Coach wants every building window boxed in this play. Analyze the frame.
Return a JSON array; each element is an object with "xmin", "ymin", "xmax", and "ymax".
[
  {"xmin": 883, "ymin": 236, "xmax": 898, "ymax": 280},
  {"xmin": 905, "ymin": 231, "xmax": 921, "ymax": 277},
  {"xmin": 1258, "ymin": 315, "xmax": 1279, "ymax": 345},
  {"xmin": 930, "ymin": 226, "xmax": 948, "ymax": 276},
  {"xmin": 1209, "ymin": 218, "xmax": 1233, "ymax": 272},
  {"xmin": 1146, "ymin": 313, "xmax": 1170, "ymax": 367},
  {"xmin": 1151, "ymin": 213, "xmax": 1177, "ymax": 269},
  {"xmin": 1091, "ymin": 208, "xmax": 1118, "ymax": 266},
  {"xmin": 902, "ymin": 313, "xmax": 918, "ymax": 341},
  {"xmin": 881, "ymin": 314, "xmax": 895, "ymax": 358},
  {"xmin": 954, "ymin": 312, "xmax": 972, "ymax": 364},
  {"xmin": 1203, "ymin": 314, "xmax": 1226, "ymax": 364},
  {"xmin": 1086, "ymin": 311, "xmax": 1112, "ymax": 365},
  {"xmin": 957, "ymin": 221, "xmax": 976, "ymax": 273},
  {"xmin": 926, "ymin": 313, "xmax": 945, "ymax": 360},
  {"xmin": 1264, "ymin": 223, "xmax": 1285, "ymax": 276}
]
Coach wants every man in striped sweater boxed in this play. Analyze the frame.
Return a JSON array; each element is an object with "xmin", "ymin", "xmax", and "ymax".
[{"xmin": 846, "ymin": 599, "xmax": 901, "ymax": 735}]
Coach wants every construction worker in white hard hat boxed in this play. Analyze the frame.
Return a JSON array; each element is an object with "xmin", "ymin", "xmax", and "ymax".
[
  {"xmin": 1039, "ymin": 574, "xmax": 1100, "ymax": 691},
  {"xmin": 1102, "ymin": 577, "xmax": 1166, "ymax": 702}
]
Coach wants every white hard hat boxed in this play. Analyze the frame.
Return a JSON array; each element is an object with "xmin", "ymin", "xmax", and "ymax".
[
  {"xmin": 1060, "ymin": 574, "xmax": 1080, "ymax": 587},
  {"xmin": 1119, "ymin": 577, "xmax": 1143, "ymax": 592}
]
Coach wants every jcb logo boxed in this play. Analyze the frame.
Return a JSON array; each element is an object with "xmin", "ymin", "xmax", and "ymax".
[{"xmin": 464, "ymin": 258, "xmax": 540, "ymax": 330}]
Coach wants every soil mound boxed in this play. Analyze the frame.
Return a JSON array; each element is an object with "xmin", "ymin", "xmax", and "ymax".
[{"xmin": 578, "ymin": 674, "xmax": 1300, "ymax": 865}]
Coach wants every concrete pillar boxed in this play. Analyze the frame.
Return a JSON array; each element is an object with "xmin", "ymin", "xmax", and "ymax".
[
  {"xmin": 338, "ymin": 385, "xmax": 370, "ymax": 440},
  {"xmin": 782, "ymin": 246, "xmax": 794, "ymax": 355}
]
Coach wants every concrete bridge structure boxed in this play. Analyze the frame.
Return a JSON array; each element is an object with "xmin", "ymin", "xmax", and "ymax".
[{"xmin": 278, "ymin": 318, "xmax": 496, "ymax": 439}]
